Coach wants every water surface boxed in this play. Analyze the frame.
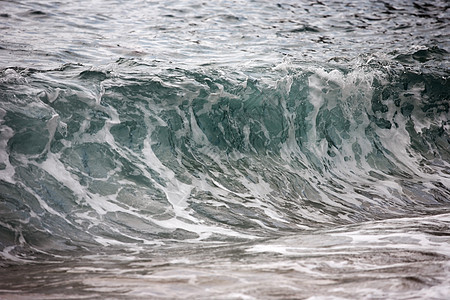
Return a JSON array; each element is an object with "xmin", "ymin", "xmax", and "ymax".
[{"xmin": 0, "ymin": 0, "xmax": 449, "ymax": 299}]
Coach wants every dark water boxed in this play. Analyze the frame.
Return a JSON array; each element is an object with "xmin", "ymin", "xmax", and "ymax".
[{"xmin": 0, "ymin": 0, "xmax": 449, "ymax": 299}]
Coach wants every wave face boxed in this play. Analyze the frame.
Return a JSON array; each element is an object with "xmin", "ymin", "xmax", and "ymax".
[
  {"xmin": 1, "ymin": 59, "xmax": 449, "ymax": 253},
  {"xmin": 0, "ymin": 0, "xmax": 449, "ymax": 298}
]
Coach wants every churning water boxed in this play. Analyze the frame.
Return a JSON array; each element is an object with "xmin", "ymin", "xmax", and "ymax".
[{"xmin": 0, "ymin": 0, "xmax": 449, "ymax": 299}]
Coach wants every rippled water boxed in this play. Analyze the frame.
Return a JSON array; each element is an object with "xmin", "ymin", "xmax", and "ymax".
[{"xmin": 1, "ymin": 0, "xmax": 449, "ymax": 299}]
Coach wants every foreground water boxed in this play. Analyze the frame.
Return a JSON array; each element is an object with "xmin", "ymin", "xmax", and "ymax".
[{"xmin": 0, "ymin": 0, "xmax": 449, "ymax": 299}]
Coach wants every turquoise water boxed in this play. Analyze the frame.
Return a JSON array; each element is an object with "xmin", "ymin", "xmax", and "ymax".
[{"xmin": 1, "ymin": 0, "xmax": 449, "ymax": 299}]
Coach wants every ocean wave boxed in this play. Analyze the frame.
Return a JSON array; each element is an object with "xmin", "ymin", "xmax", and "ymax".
[{"xmin": 1, "ymin": 57, "xmax": 449, "ymax": 263}]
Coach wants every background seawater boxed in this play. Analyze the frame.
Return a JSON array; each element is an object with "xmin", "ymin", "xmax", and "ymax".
[{"xmin": 0, "ymin": 0, "xmax": 449, "ymax": 299}]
